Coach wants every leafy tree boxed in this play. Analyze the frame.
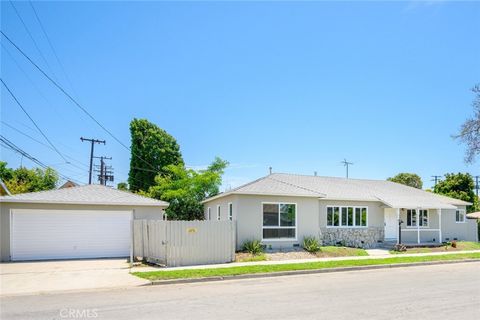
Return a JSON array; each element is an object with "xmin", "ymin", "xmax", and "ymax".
[
  {"xmin": 0, "ymin": 161, "xmax": 58, "ymax": 195},
  {"xmin": 455, "ymin": 85, "xmax": 480, "ymax": 163},
  {"xmin": 117, "ymin": 182, "xmax": 128, "ymax": 191},
  {"xmin": 148, "ymin": 157, "xmax": 229, "ymax": 220},
  {"xmin": 0, "ymin": 161, "xmax": 13, "ymax": 181},
  {"xmin": 434, "ymin": 173, "xmax": 478, "ymax": 212},
  {"xmin": 128, "ymin": 119, "xmax": 183, "ymax": 192},
  {"xmin": 387, "ymin": 173, "xmax": 423, "ymax": 189}
]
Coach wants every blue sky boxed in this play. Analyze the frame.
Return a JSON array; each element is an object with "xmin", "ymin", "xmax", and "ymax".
[{"xmin": 1, "ymin": 1, "xmax": 479, "ymax": 190}]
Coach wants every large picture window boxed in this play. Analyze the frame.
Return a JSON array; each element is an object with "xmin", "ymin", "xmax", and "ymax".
[
  {"xmin": 327, "ymin": 206, "xmax": 367, "ymax": 227},
  {"xmin": 262, "ymin": 203, "xmax": 296, "ymax": 239},
  {"xmin": 407, "ymin": 209, "xmax": 428, "ymax": 227}
]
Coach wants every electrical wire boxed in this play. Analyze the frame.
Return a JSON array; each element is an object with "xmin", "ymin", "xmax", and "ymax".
[
  {"xmin": 1, "ymin": 31, "xmax": 159, "ymax": 174},
  {"xmin": 1, "ymin": 78, "xmax": 70, "ymax": 163},
  {"xmin": 28, "ymin": 0, "xmax": 79, "ymax": 98},
  {"xmin": 8, "ymin": 0, "xmax": 58, "ymax": 81},
  {"xmin": 0, "ymin": 135, "xmax": 83, "ymax": 184},
  {"xmin": 1, "ymin": 120, "xmax": 89, "ymax": 170}
]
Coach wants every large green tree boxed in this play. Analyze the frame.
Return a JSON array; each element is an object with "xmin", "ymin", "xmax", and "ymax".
[
  {"xmin": 128, "ymin": 119, "xmax": 183, "ymax": 192},
  {"xmin": 148, "ymin": 157, "xmax": 229, "ymax": 220},
  {"xmin": 434, "ymin": 173, "xmax": 478, "ymax": 212},
  {"xmin": 387, "ymin": 173, "xmax": 423, "ymax": 189},
  {"xmin": 455, "ymin": 85, "xmax": 480, "ymax": 163},
  {"xmin": 0, "ymin": 161, "xmax": 58, "ymax": 195}
]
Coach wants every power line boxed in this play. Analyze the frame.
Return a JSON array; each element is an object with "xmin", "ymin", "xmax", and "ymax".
[
  {"xmin": 1, "ymin": 42, "xmax": 70, "ymax": 124},
  {"xmin": 1, "ymin": 78, "xmax": 69, "ymax": 163},
  {"xmin": 8, "ymin": 0, "xmax": 58, "ymax": 81},
  {"xmin": 28, "ymin": 0, "xmax": 79, "ymax": 97},
  {"xmin": 0, "ymin": 31, "xmax": 158, "ymax": 173},
  {"xmin": 0, "ymin": 135, "xmax": 83, "ymax": 184},
  {"xmin": 1, "ymin": 121, "xmax": 89, "ymax": 170}
]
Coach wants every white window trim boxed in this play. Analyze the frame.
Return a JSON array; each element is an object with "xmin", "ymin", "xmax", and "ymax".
[
  {"xmin": 217, "ymin": 205, "xmax": 221, "ymax": 221},
  {"xmin": 207, "ymin": 207, "xmax": 211, "ymax": 220},
  {"xmin": 406, "ymin": 209, "xmax": 429, "ymax": 228},
  {"xmin": 455, "ymin": 209, "xmax": 466, "ymax": 223},
  {"xmin": 326, "ymin": 206, "xmax": 368, "ymax": 228},
  {"xmin": 228, "ymin": 202, "xmax": 233, "ymax": 221},
  {"xmin": 261, "ymin": 202, "xmax": 297, "ymax": 241}
]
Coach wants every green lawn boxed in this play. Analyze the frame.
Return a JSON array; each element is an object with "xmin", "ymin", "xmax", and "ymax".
[
  {"xmin": 133, "ymin": 252, "xmax": 480, "ymax": 281},
  {"xmin": 316, "ymin": 246, "xmax": 368, "ymax": 257},
  {"xmin": 390, "ymin": 241, "xmax": 480, "ymax": 254}
]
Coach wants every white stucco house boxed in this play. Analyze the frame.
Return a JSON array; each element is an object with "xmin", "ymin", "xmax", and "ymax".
[
  {"xmin": 0, "ymin": 185, "xmax": 168, "ymax": 262},
  {"xmin": 202, "ymin": 173, "xmax": 477, "ymax": 249}
]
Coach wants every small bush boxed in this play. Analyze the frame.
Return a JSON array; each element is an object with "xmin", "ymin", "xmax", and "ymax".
[
  {"xmin": 393, "ymin": 244, "xmax": 407, "ymax": 252},
  {"xmin": 242, "ymin": 240, "xmax": 264, "ymax": 255},
  {"xmin": 303, "ymin": 236, "xmax": 321, "ymax": 253},
  {"xmin": 451, "ymin": 240, "xmax": 457, "ymax": 248}
]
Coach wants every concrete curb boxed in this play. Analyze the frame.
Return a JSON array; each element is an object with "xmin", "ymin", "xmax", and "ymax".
[{"xmin": 143, "ymin": 259, "xmax": 480, "ymax": 286}]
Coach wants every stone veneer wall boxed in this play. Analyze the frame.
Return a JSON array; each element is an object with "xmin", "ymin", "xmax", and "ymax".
[{"xmin": 319, "ymin": 227, "xmax": 384, "ymax": 249}]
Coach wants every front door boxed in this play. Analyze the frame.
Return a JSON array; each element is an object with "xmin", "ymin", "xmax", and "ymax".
[{"xmin": 384, "ymin": 210, "xmax": 397, "ymax": 240}]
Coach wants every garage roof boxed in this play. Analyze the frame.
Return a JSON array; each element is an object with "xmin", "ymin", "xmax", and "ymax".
[
  {"xmin": 0, "ymin": 184, "xmax": 169, "ymax": 207},
  {"xmin": 203, "ymin": 173, "xmax": 470, "ymax": 209}
]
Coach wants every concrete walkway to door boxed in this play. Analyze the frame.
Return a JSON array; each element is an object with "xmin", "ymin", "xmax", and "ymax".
[{"xmin": 0, "ymin": 259, "xmax": 149, "ymax": 296}]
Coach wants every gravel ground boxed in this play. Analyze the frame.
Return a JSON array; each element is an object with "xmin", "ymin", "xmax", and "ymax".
[{"xmin": 265, "ymin": 248, "xmax": 316, "ymax": 261}]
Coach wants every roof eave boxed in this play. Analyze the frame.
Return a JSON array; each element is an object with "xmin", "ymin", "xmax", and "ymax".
[
  {"xmin": 202, "ymin": 192, "xmax": 324, "ymax": 204},
  {"xmin": 0, "ymin": 199, "xmax": 169, "ymax": 207}
]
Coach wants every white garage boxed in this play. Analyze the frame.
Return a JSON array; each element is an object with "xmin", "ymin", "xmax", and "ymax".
[
  {"xmin": 11, "ymin": 209, "xmax": 132, "ymax": 261},
  {"xmin": 1, "ymin": 185, "xmax": 169, "ymax": 262}
]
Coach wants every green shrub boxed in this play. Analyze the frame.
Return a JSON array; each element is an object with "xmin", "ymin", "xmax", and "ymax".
[
  {"xmin": 303, "ymin": 236, "xmax": 321, "ymax": 253},
  {"xmin": 242, "ymin": 240, "xmax": 264, "ymax": 255}
]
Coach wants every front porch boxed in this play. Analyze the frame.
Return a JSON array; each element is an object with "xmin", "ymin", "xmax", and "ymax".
[{"xmin": 384, "ymin": 208, "xmax": 444, "ymax": 245}]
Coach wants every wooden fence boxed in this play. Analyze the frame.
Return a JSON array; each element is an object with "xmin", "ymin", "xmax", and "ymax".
[{"xmin": 133, "ymin": 220, "xmax": 236, "ymax": 267}]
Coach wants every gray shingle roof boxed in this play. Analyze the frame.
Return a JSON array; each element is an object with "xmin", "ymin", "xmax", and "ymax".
[
  {"xmin": 204, "ymin": 173, "xmax": 470, "ymax": 209},
  {"xmin": 0, "ymin": 184, "xmax": 169, "ymax": 207}
]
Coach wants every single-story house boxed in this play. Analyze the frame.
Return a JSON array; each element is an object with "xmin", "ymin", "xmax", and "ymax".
[
  {"xmin": 0, "ymin": 185, "xmax": 168, "ymax": 262},
  {"xmin": 202, "ymin": 173, "xmax": 478, "ymax": 249}
]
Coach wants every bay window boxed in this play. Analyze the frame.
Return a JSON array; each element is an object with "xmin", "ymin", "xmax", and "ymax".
[{"xmin": 262, "ymin": 203, "xmax": 296, "ymax": 239}]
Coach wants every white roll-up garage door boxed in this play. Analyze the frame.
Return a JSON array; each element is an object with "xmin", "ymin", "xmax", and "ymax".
[{"xmin": 11, "ymin": 209, "xmax": 132, "ymax": 261}]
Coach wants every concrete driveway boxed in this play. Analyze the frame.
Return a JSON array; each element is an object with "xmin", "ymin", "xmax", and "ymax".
[{"xmin": 0, "ymin": 259, "xmax": 149, "ymax": 296}]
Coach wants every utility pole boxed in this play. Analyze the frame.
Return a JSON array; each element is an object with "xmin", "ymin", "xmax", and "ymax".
[
  {"xmin": 475, "ymin": 175, "xmax": 479, "ymax": 198},
  {"xmin": 431, "ymin": 175, "xmax": 441, "ymax": 187},
  {"xmin": 341, "ymin": 159, "xmax": 353, "ymax": 178},
  {"xmin": 94, "ymin": 156, "xmax": 113, "ymax": 186},
  {"xmin": 80, "ymin": 137, "xmax": 105, "ymax": 184}
]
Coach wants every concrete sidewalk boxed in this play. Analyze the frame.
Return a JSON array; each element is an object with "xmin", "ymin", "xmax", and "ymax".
[
  {"xmin": 1, "ymin": 259, "xmax": 149, "ymax": 296},
  {"xmin": 131, "ymin": 249, "xmax": 480, "ymax": 273}
]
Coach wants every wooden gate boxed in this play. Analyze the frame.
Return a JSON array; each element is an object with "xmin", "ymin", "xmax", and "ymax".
[{"xmin": 133, "ymin": 220, "xmax": 235, "ymax": 267}]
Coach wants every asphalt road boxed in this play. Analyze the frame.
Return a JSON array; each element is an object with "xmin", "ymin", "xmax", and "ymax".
[{"xmin": 1, "ymin": 262, "xmax": 479, "ymax": 320}]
